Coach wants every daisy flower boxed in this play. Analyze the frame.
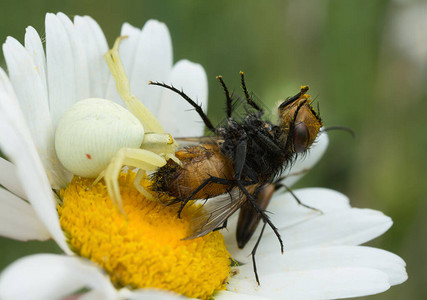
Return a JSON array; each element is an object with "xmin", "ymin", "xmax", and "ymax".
[{"xmin": 0, "ymin": 12, "xmax": 407, "ymax": 300}]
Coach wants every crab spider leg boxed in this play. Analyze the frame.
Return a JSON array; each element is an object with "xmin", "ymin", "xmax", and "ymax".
[
  {"xmin": 134, "ymin": 169, "xmax": 156, "ymax": 201},
  {"xmin": 105, "ymin": 36, "xmax": 164, "ymax": 134},
  {"xmin": 103, "ymin": 147, "xmax": 167, "ymax": 214},
  {"xmin": 90, "ymin": 133, "xmax": 173, "ymax": 188},
  {"xmin": 141, "ymin": 133, "xmax": 183, "ymax": 167},
  {"xmin": 141, "ymin": 133, "xmax": 175, "ymax": 153}
]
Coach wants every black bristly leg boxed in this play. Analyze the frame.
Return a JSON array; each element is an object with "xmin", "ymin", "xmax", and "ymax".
[
  {"xmin": 252, "ymin": 221, "xmax": 267, "ymax": 285},
  {"xmin": 177, "ymin": 176, "xmax": 239, "ymax": 218},
  {"xmin": 148, "ymin": 81, "xmax": 216, "ymax": 133},
  {"xmin": 254, "ymin": 130, "xmax": 282, "ymax": 152},
  {"xmin": 240, "ymin": 71, "xmax": 263, "ymax": 113},
  {"xmin": 282, "ymin": 184, "xmax": 323, "ymax": 214},
  {"xmin": 234, "ymin": 134, "xmax": 248, "ymax": 181},
  {"xmin": 274, "ymin": 180, "xmax": 323, "ymax": 214},
  {"xmin": 216, "ymin": 75, "xmax": 233, "ymax": 118},
  {"xmin": 236, "ymin": 181, "xmax": 282, "ymax": 284},
  {"xmin": 213, "ymin": 219, "xmax": 228, "ymax": 232},
  {"xmin": 236, "ymin": 181, "xmax": 284, "ymax": 254}
]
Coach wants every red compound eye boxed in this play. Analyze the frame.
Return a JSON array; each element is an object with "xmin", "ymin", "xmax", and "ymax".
[{"xmin": 294, "ymin": 122, "xmax": 309, "ymax": 153}]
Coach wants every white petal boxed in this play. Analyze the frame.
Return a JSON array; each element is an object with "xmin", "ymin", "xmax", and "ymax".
[
  {"xmin": 229, "ymin": 267, "xmax": 390, "ymax": 299},
  {"xmin": 216, "ymin": 290, "xmax": 268, "ymax": 300},
  {"xmin": 56, "ymin": 12, "xmax": 90, "ymax": 100},
  {"xmin": 2, "ymin": 36, "xmax": 51, "ymax": 149},
  {"xmin": 119, "ymin": 22, "xmax": 142, "ymax": 75},
  {"xmin": 0, "ymin": 158, "xmax": 26, "ymax": 199},
  {"xmin": 25, "ymin": 26, "xmax": 73, "ymax": 188},
  {"xmin": 228, "ymin": 207, "xmax": 391, "ymax": 262},
  {"xmin": 268, "ymin": 187, "xmax": 351, "ymax": 225},
  {"xmin": 236, "ymin": 246, "xmax": 407, "ymax": 287},
  {"xmin": 280, "ymin": 208, "xmax": 392, "ymax": 249},
  {"xmin": 0, "ymin": 68, "xmax": 22, "ymax": 119},
  {"xmin": 45, "ymin": 13, "xmax": 75, "ymax": 129},
  {"xmin": 46, "ymin": 13, "xmax": 89, "ymax": 129},
  {"xmin": 104, "ymin": 22, "xmax": 141, "ymax": 104},
  {"xmin": 224, "ymin": 188, "xmax": 351, "ymax": 255},
  {"xmin": 74, "ymin": 15, "xmax": 110, "ymax": 98},
  {"xmin": 281, "ymin": 131, "xmax": 329, "ymax": 187},
  {"xmin": 3, "ymin": 36, "xmax": 68, "ymax": 189},
  {"xmin": 0, "ymin": 187, "xmax": 50, "ymax": 241},
  {"xmin": 0, "ymin": 68, "xmax": 70, "ymax": 253},
  {"xmin": 78, "ymin": 290, "xmax": 109, "ymax": 300},
  {"xmin": 157, "ymin": 60, "xmax": 209, "ymax": 137},
  {"xmin": 24, "ymin": 26, "xmax": 48, "ymax": 100},
  {"xmin": 118, "ymin": 288, "xmax": 183, "ymax": 300},
  {"xmin": 129, "ymin": 20, "xmax": 173, "ymax": 116},
  {"xmin": 269, "ymin": 209, "xmax": 390, "ymax": 256},
  {"xmin": 0, "ymin": 254, "xmax": 116, "ymax": 300}
]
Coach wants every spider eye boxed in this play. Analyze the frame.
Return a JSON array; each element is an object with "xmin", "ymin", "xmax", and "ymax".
[{"xmin": 294, "ymin": 122, "xmax": 309, "ymax": 153}]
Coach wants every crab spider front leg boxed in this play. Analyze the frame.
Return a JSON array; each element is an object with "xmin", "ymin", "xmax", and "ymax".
[
  {"xmin": 102, "ymin": 36, "xmax": 181, "ymax": 211},
  {"xmin": 102, "ymin": 148, "xmax": 167, "ymax": 214},
  {"xmin": 105, "ymin": 36, "xmax": 165, "ymax": 134},
  {"xmin": 105, "ymin": 36, "xmax": 181, "ymax": 161}
]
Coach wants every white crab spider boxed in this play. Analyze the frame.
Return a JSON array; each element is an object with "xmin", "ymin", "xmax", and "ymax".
[{"xmin": 55, "ymin": 37, "xmax": 180, "ymax": 214}]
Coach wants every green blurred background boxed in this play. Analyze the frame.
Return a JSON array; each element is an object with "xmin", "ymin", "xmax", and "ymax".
[{"xmin": 0, "ymin": 0, "xmax": 425, "ymax": 298}]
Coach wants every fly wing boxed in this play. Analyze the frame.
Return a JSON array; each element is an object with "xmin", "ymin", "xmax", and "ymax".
[{"xmin": 185, "ymin": 188, "xmax": 246, "ymax": 239}]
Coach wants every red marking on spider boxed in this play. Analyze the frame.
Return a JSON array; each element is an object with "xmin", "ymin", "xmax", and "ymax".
[{"xmin": 86, "ymin": 154, "xmax": 92, "ymax": 159}]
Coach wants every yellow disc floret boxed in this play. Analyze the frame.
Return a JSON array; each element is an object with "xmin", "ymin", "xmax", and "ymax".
[{"xmin": 58, "ymin": 172, "xmax": 230, "ymax": 299}]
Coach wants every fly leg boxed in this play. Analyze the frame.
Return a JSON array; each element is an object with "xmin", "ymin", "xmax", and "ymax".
[
  {"xmin": 177, "ymin": 176, "xmax": 239, "ymax": 218},
  {"xmin": 239, "ymin": 71, "xmax": 263, "ymax": 114},
  {"xmin": 149, "ymin": 81, "xmax": 216, "ymax": 133},
  {"xmin": 218, "ymin": 72, "xmax": 263, "ymax": 118},
  {"xmin": 274, "ymin": 177, "xmax": 323, "ymax": 214},
  {"xmin": 213, "ymin": 189, "xmax": 238, "ymax": 232},
  {"xmin": 236, "ymin": 180, "xmax": 284, "ymax": 285},
  {"xmin": 236, "ymin": 184, "xmax": 274, "ymax": 249},
  {"xmin": 213, "ymin": 219, "xmax": 228, "ymax": 232},
  {"xmin": 251, "ymin": 221, "xmax": 267, "ymax": 285},
  {"xmin": 236, "ymin": 181, "xmax": 283, "ymax": 254},
  {"xmin": 216, "ymin": 75, "xmax": 233, "ymax": 118},
  {"xmin": 281, "ymin": 184, "xmax": 322, "ymax": 214}
]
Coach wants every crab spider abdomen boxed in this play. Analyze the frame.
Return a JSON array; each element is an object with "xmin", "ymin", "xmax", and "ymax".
[{"xmin": 55, "ymin": 98, "xmax": 144, "ymax": 178}]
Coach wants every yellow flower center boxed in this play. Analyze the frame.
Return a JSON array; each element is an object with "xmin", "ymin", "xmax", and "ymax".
[{"xmin": 58, "ymin": 172, "xmax": 231, "ymax": 299}]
